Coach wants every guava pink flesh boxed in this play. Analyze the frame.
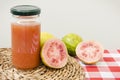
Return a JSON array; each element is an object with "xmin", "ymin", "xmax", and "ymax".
[
  {"xmin": 77, "ymin": 41, "xmax": 102, "ymax": 62},
  {"xmin": 46, "ymin": 41, "xmax": 66, "ymax": 65}
]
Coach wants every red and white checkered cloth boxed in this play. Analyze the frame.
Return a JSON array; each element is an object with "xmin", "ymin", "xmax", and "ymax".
[{"xmin": 78, "ymin": 49, "xmax": 120, "ymax": 80}]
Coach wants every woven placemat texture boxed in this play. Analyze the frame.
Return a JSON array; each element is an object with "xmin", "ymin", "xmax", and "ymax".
[{"xmin": 0, "ymin": 48, "xmax": 85, "ymax": 80}]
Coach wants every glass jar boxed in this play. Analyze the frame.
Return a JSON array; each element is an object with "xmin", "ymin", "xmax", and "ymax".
[{"xmin": 10, "ymin": 5, "xmax": 41, "ymax": 69}]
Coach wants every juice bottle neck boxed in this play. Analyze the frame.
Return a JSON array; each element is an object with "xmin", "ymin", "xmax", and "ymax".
[
  {"xmin": 12, "ymin": 15, "xmax": 40, "ymax": 23},
  {"xmin": 13, "ymin": 15, "xmax": 39, "ymax": 19}
]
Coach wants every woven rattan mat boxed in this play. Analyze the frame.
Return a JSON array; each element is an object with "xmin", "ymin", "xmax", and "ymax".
[{"xmin": 0, "ymin": 48, "xmax": 85, "ymax": 80}]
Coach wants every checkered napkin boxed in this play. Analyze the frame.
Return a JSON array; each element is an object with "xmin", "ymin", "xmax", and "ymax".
[{"xmin": 78, "ymin": 49, "xmax": 120, "ymax": 80}]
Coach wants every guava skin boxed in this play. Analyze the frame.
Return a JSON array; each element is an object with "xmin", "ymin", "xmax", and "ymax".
[
  {"xmin": 41, "ymin": 39, "xmax": 68, "ymax": 68},
  {"xmin": 62, "ymin": 33, "xmax": 83, "ymax": 56},
  {"xmin": 40, "ymin": 32, "xmax": 55, "ymax": 48}
]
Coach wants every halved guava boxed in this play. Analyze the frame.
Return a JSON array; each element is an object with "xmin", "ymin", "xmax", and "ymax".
[
  {"xmin": 62, "ymin": 33, "xmax": 83, "ymax": 56},
  {"xmin": 41, "ymin": 39, "xmax": 68, "ymax": 68},
  {"xmin": 76, "ymin": 40, "xmax": 103, "ymax": 64}
]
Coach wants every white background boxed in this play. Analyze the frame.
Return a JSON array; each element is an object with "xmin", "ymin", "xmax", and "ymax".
[{"xmin": 0, "ymin": 0, "xmax": 120, "ymax": 49}]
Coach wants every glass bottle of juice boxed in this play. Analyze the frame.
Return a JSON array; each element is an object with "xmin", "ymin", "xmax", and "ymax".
[{"xmin": 10, "ymin": 5, "xmax": 41, "ymax": 69}]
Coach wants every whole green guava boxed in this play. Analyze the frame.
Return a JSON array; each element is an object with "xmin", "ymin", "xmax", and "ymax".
[{"xmin": 62, "ymin": 33, "xmax": 83, "ymax": 56}]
